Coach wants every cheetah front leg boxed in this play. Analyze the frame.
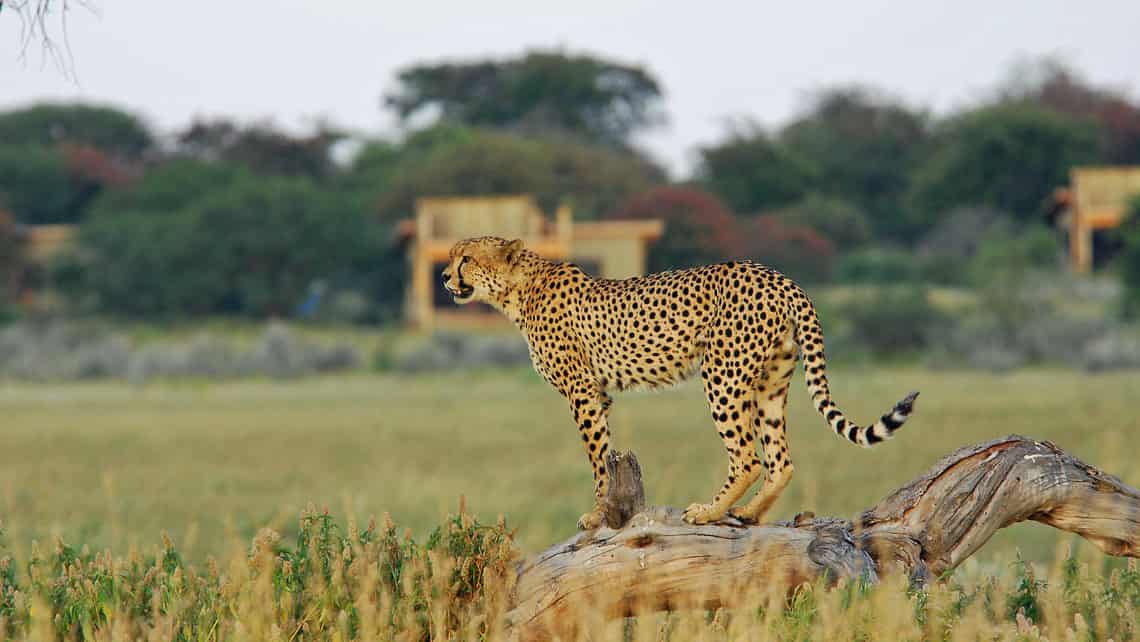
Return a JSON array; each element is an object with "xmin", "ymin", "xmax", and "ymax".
[
  {"xmin": 683, "ymin": 356, "xmax": 763, "ymax": 525},
  {"xmin": 567, "ymin": 386, "xmax": 613, "ymax": 530}
]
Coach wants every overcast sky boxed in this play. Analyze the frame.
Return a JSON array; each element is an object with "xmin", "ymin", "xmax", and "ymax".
[{"xmin": 2, "ymin": 0, "xmax": 1139, "ymax": 176}]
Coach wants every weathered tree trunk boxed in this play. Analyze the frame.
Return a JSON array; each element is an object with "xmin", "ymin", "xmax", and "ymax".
[{"xmin": 506, "ymin": 435, "xmax": 1140, "ymax": 640}]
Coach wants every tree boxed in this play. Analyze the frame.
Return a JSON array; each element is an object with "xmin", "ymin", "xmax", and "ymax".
[
  {"xmin": 0, "ymin": 208, "xmax": 26, "ymax": 303},
  {"xmin": 608, "ymin": 186, "xmax": 739, "ymax": 272},
  {"xmin": 908, "ymin": 105, "xmax": 1103, "ymax": 223},
  {"xmin": 0, "ymin": 145, "xmax": 103, "ymax": 224},
  {"xmin": 0, "ymin": 103, "xmax": 154, "ymax": 160},
  {"xmin": 88, "ymin": 158, "xmax": 250, "ymax": 218},
  {"xmin": 737, "ymin": 215, "xmax": 835, "ymax": 283},
  {"xmin": 997, "ymin": 58, "xmax": 1140, "ymax": 164},
  {"xmin": 1, "ymin": 1, "xmax": 93, "ymax": 79},
  {"xmin": 375, "ymin": 126, "xmax": 664, "ymax": 222},
  {"xmin": 68, "ymin": 174, "xmax": 392, "ymax": 318},
  {"xmin": 696, "ymin": 126, "xmax": 817, "ymax": 213},
  {"xmin": 385, "ymin": 50, "xmax": 665, "ymax": 148},
  {"xmin": 780, "ymin": 88, "xmax": 929, "ymax": 241},
  {"xmin": 775, "ymin": 194, "xmax": 871, "ymax": 251},
  {"xmin": 1118, "ymin": 197, "xmax": 1140, "ymax": 319},
  {"xmin": 173, "ymin": 119, "xmax": 345, "ymax": 180}
]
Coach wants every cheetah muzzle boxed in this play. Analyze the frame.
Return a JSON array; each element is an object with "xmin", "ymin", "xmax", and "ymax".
[{"xmin": 441, "ymin": 236, "xmax": 920, "ymax": 530}]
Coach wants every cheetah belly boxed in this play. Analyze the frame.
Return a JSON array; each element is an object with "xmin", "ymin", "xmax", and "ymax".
[{"xmin": 584, "ymin": 297, "xmax": 710, "ymax": 392}]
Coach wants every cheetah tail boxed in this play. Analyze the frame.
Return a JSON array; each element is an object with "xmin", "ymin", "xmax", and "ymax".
[{"xmin": 794, "ymin": 296, "xmax": 919, "ymax": 447}]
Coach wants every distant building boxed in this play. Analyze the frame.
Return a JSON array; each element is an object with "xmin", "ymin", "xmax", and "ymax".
[
  {"xmin": 1048, "ymin": 166, "xmax": 1140, "ymax": 272},
  {"xmin": 398, "ymin": 195, "xmax": 663, "ymax": 329}
]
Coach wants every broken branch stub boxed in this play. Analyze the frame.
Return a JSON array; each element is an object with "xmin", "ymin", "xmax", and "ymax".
[{"xmin": 507, "ymin": 435, "xmax": 1140, "ymax": 639}]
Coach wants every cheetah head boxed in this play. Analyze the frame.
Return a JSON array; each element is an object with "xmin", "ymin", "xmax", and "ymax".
[{"xmin": 441, "ymin": 236, "xmax": 526, "ymax": 305}]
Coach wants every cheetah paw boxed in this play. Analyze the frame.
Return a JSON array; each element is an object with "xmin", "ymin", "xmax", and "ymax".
[
  {"xmin": 728, "ymin": 506, "xmax": 761, "ymax": 524},
  {"xmin": 576, "ymin": 506, "xmax": 605, "ymax": 530},
  {"xmin": 682, "ymin": 502, "xmax": 721, "ymax": 525}
]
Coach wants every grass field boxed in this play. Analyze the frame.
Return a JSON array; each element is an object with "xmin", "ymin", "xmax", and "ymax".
[
  {"xmin": 1, "ymin": 366, "xmax": 1136, "ymax": 560},
  {"xmin": 1, "ymin": 366, "xmax": 1139, "ymax": 639}
]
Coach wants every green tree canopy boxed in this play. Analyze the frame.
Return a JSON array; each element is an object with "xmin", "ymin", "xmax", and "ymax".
[
  {"xmin": 0, "ymin": 103, "xmax": 154, "ymax": 159},
  {"xmin": 374, "ymin": 126, "xmax": 664, "ymax": 222},
  {"xmin": 775, "ymin": 194, "xmax": 872, "ymax": 251},
  {"xmin": 608, "ymin": 186, "xmax": 739, "ymax": 272},
  {"xmin": 88, "ymin": 158, "xmax": 250, "ymax": 218},
  {"xmin": 780, "ymin": 87, "xmax": 929, "ymax": 241},
  {"xmin": 173, "ymin": 119, "xmax": 345, "ymax": 179},
  {"xmin": 384, "ymin": 50, "xmax": 664, "ymax": 147},
  {"xmin": 696, "ymin": 126, "xmax": 817, "ymax": 213},
  {"xmin": 908, "ymin": 105, "xmax": 1103, "ymax": 223},
  {"xmin": 69, "ymin": 174, "xmax": 392, "ymax": 318},
  {"xmin": 0, "ymin": 145, "xmax": 107, "ymax": 224},
  {"xmin": 995, "ymin": 58, "xmax": 1140, "ymax": 165}
]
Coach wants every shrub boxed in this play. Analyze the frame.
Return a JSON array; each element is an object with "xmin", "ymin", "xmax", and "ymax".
[
  {"xmin": 1118, "ymin": 196, "xmax": 1140, "ymax": 319},
  {"xmin": 0, "ymin": 321, "xmax": 361, "ymax": 382},
  {"xmin": 696, "ymin": 128, "xmax": 817, "ymax": 212},
  {"xmin": 0, "ymin": 210, "xmax": 25, "ymax": 303},
  {"xmin": 68, "ymin": 174, "xmax": 395, "ymax": 319},
  {"xmin": 738, "ymin": 215, "xmax": 835, "ymax": 283},
  {"xmin": 837, "ymin": 248, "xmax": 918, "ymax": 284},
  {"xmin": 908, "ymin": 105, "xmax": 1103, "ymax": 222},
  {"xmin": 836, "ymin": 286, "xmax": 948, "ymax": 357},
  {"xmin": 775, "ymin": 194, "xmax": 872, "ymax": 251},
  {"xmin": 387, "ymin": 331, "xmax": 530, "ymax": 373},
  {"xmin": 375, "ymin": 126, "xmax": 663, "ymax": 221},
  {"xmin": 609, "ymin": 186, "xmax": 740, "ymax": 271}
]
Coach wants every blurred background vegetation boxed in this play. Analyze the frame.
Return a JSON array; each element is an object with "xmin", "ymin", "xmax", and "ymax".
[
  {"xmin": 1, "ymin": 46, "xmax": 1139, "ymax": 587},
  {"xmin": 2, "ymin": 52, "xmax": 1140, "ymax": 377}
]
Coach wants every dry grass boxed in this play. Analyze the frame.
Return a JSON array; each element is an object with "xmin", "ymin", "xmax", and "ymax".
[
  {"xmin": 1, "ymin": 366, "xmax": 1137, "ymax": 559},
  {"xmin": 1, "ymin": 366, "xmax": 1138, "ymax": 639}
]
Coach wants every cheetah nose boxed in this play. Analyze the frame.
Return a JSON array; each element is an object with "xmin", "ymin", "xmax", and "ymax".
[{"xmin": 441, "ymin": 270, "xmax": 451, "ymax": 283}]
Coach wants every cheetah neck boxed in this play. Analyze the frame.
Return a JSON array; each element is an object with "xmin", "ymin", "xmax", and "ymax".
[{"xmin": 487, "ymin": 252, "xmax": 553, "ymax": 327}]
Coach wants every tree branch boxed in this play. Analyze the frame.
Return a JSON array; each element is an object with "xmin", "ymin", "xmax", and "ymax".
[{"xmin": 507, "ymin": 436, "xmax": 1140, "ymax": 639}]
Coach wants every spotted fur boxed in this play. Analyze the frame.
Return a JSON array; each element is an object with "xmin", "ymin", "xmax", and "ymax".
[{"xmin": 442, "ymin": 237, "xmax": 919, "ymax": 528}]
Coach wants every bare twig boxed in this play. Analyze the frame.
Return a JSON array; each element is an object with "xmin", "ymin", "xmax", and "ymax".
[{"xmin": 3, "ymin": 0, "xmax": 99, "ymax": 81}]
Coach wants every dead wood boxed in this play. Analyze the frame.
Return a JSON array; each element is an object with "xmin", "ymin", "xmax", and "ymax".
[{"xmin": 506, "ymin": 435, "xmax": 1140, "ymax": 639}]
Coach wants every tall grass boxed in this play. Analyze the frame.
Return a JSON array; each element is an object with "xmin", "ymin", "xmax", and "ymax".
[{"xmin": 1, "ymin": 508, "xmax": 1138, "ymax": 641}]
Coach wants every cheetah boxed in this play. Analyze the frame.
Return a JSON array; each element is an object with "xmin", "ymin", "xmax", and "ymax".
[{"xmin": 441, "ymin": 236, "xmax": 918, "ymax": 529}]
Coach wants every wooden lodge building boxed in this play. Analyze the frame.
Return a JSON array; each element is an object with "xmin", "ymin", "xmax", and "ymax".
[{"xmin": 397, "ymin": 195, "xmax": 663, "ymax": 330}]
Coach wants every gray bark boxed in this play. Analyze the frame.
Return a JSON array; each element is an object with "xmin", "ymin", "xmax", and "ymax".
[{"xmin": 507, "ymin": 436, "xmax": 1140, "ymax": 640}]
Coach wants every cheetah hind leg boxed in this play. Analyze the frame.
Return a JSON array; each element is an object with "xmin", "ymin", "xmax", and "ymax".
[
  {"xmin": 729, "ymin": 349, "xmax": 797, "ymax": 524},
  {"xmin": 683, "ymin": 357, "xmax": 764, "ymax": 525}
]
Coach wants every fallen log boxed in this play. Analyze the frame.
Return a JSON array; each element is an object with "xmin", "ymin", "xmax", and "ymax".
[{"xmin": 506, "ymin": 435, "xmax": 1140, "ymax": 639}]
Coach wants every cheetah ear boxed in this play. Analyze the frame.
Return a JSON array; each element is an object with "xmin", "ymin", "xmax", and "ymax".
[{"xmin": 503, "ymin": 239, "xmax": 524, "ymax": 266}]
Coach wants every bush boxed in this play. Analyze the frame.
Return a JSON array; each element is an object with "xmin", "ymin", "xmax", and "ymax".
[
  {"xmin": 837, "ymin": 248, "xmax": 918, "ymax": 284},
  {"xmin": 375, "ymin": 126, "xmax": 663, "ymax": 221},
  {"xmin": 696, "ymin": 128, "xmax": 817, "ymax": 212},
  {"xmin": 908, "ymin": 105, "xmax": 1103, "ymax": 222},
  {"xmin": 775, "ymin": 194, "xmax": 872, "ymax": 251},
  {"xmin": 0, "ymin": 321, "xmax": 362, "ymax": 382},
  {"xmin": 1117, "ymin": 196, "xmax": 1140, "ymax": 319},
  {"xmin": 386, "ymin": 332, "xmax": 530, "ymax": 373},
  {"xmin": 609, "ymin": 186, "xmax": 740, "ymax": 271},
  {"xmin": 836, "ymin": 286, "xmax": 948, "ymax": 357},
  {"xmin": 739, "ymin": 215, "xmax": 835, "ymax": 283},
  {"xmin": 0, "ymin": 145, "xmax": 96, "ymax": 225},
  {"xmin": 67, "ymin": 174, "xmax": 396, "ymax": 319}
]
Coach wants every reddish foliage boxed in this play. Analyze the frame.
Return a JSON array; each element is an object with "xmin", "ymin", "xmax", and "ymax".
[
  {"xmin": 738, "ymin": 215, "xmax": 835, "ymax": 282},
  {"xmin": 1027, "ymin": 69, "xmax": 1140, "ymax": 163},
  {"xmin": 608, "ymin": 186, "xmax": 741, "ymax": 271},
  {"xmin": 60, "ymin": 143, "xmax": 136, "ymax": 187}
]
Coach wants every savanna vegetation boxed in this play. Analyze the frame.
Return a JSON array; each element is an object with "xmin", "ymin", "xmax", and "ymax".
[{"xmin": 1, "ymin": 367, "xmax": 1139, "ymax": 639}]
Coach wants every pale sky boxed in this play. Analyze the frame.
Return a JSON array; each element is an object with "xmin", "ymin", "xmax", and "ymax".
[{"xmin": 2, "ymin": 0, "xmax": 1139, "ymax": 177}]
